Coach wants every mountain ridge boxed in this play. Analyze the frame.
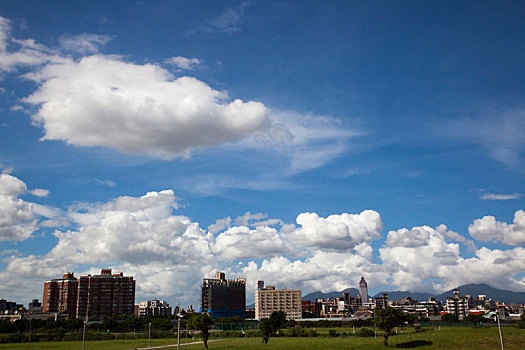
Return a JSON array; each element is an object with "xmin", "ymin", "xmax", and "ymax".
[{"xmin": 302, "ymin": 283, "xmax": 525, "ymax": 304}]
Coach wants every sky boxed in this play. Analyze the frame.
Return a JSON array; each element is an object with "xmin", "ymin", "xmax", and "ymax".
[{"xmin": 0, "ymin": 0, "xmax": 524, "ymax": 309}]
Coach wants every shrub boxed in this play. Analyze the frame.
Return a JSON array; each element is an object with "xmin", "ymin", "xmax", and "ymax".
[
  {"xmin": 357, "ymin": 327, "xmax": 375, "ymax": 337},
  {"xmin": 328, "ymin": 329, "xmax": 340, "ymax": 337}
]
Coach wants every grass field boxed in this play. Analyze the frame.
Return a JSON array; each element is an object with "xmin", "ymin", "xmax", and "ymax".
[{"xmin": 0, "ymin": 327, "xmax": 524, "ymax": 349}]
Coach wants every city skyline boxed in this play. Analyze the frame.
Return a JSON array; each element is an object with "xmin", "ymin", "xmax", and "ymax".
[{"xmin": 0, "ymin": 1, "xmax": 524, "ymax": 309}]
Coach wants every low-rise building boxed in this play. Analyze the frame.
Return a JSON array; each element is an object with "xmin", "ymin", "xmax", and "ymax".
[
  {"xmin": 138, "ymin": 299, "xmax": 172, "ymax": 316},
  {"xmin": 445, "ymin": 289, "xmax": 469, "ymax": 320}
]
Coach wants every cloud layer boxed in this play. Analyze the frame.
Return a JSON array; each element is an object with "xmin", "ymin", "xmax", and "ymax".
[{"xmin": 1, "ymin": 173, "xmax": 524, "ymax": 305}]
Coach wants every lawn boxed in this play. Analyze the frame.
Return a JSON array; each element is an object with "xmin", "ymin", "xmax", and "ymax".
[{"xmin": 0, "ymin": 327, "xmax": 524, "ymax": 349}]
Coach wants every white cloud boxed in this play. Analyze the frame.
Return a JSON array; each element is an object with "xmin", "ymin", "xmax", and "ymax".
[
  {"xmin": 442, "ymin": 107, "xmax": 525, "ymax": 167},
  {"xmin": 0, "ymin": 174, "xmax": 37, "ymax": 242},
  {"xmin": 191, "ymin": 1, "xmax": 252, "ymax": 34},
  {"xmin": 481, "ymin": 192, "xmax": 523, "ymax": 200},
  {"xmin": 165, "ymin": 56, "xmax": 203, "ymax": 71},
  {"xmin": 212, "ymin": 225, "xmax": 289, "ymax": 260},
  {"xmin": 23, "ymin": 55, "xmax": 272, "ymax": 159},
  {"xmin": 0, "ymin": 16, "xmax": 66, "ymax": 73},
  {"xmin": 29, "ymin": 188, "xmax": 49, "ymax": 197},
  {"xmin": 468, "ymin": 210, "xmax": 525, "ymax": 246},
  {"xmin": 207, "ymin": 216, "xmax": 231, "ymax": 234},
  {"xmin": 436, "ymin": 224, "xmax": 477, "ymax": 252},
  {"xmin": 386, "ymin": 226, "xmax": 431, "ymax": 248},
  {"xmin": 234, "ymin": 211, "xmax": 267, "ymax": 226},
  {"xmin": 58, "ymin": 34, "xmax": 112, "ymax": 54},
  {"xmin": 95, "ymin": 179, "xmax": 116, "ymax": 187},
  {"xmin": 289, "ymin": 210, "xmax": 382, "ymax": 251}
]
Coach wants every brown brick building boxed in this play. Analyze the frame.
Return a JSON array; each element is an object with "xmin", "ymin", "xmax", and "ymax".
[
  {"xmin": 76, "ymin": 269, "xmax": 135, "ymax": 320},
  {"xmin": 42, "ymin": 272, "xmax": 78, "ymax": 318},
  {"xmin": 42, "ymin": 269, "xmax": 135, "ymax": 320}
]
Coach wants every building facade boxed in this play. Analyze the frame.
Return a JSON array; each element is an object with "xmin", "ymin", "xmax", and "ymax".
[
  {"xmin": 42, "ymin": 272, "xmax": 78, "ymax": 318},
  {"xmin": 138, "ymin": 299, "xmax": 172, "ymax": 316},
  {"xmin": 76, "ymin": 269, "xmax": 135, "ymax": 320},
  {"xmin": 255, "ymin": 281, "xmax": 301, "ymax": 320},
  {"xmin": 201, "ymin": 271, "xmax": 246, "ymax": 318},
  {"xmin": 445, "ymin": 289, "xmax": 469, "ymax": 320}
]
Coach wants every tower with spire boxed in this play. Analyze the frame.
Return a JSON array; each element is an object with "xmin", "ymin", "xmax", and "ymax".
[{"xmin": 359, "ymin": 276, "xmax": 368, "ymax": 307}]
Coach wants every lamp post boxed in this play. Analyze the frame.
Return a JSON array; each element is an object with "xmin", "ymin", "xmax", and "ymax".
[
  {"xmin": 148, "ymin": 322, "xmax": 151, "ymax": 347},
  {"xmin": 177, "ymin": 317, "xmax": 180, "ymax": 350},
  {"xmin": 82, "ymin": 320, "xmax": 86, "ymax": 350},
  {"xmin": 484, "ymin": 311, "xmax": 504, "ymax": 350}
]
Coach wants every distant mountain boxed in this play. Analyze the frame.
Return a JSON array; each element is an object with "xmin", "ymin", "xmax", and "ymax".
[
  {"xmin": 373, "ymin": 291, "xmax": 434, "ymax": 301},
  {"xmin": 435, "ymin": 283, "xmax": 525, "ymax": 304},
  {"xmin": 302, "ymin": 287, "xmax": 362, "ymax": 301},
  {"xmin": 302, "ymin": 283, "xmax": 525, "ymax": 304}
]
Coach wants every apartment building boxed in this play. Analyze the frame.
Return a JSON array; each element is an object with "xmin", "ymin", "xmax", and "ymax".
[{"xmin": 255, "ymin": 281, "xmax": 301, "ymax": 320}]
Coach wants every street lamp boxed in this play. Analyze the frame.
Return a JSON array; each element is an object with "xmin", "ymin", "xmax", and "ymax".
[
  {"xmin": 148, "ymin": 322, "xmax": 151, "ymax": 347},
  {"xmin": 177, "ymin": 317, "xmax": 180, "ymax": 350},
  {"xmin": 82, "ymin": 320, "xmax": 86, "ymax": 350},
  {"xmin": 484, "ymin": 311, "xmax": 504, "ymax": 350}
]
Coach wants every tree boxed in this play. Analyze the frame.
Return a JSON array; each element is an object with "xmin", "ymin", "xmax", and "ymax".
[
  {"xmin": 187, "ymin": 313, "xmax": 214, "ymax": 349},
  {"xmin": 441, "ymin": 313, "xmax": 459, "ymax": 324},
  {"xmin": 517, "ymin": 312, "xmax": 525, "ymax": 329},
  {"xmin": 269, "ymin": 311, "xmax": 287, "ymax": 334},
  {"xmin": 259, "ymin": 318, "xmax": 273, "ymax": 344},
  {"xmin": 259, "ymin": 311, "xmax": 287, "ymax": 344},
  {"xmin": 375, "ymin": 307, "xmax": 407, "ymax": 346}
]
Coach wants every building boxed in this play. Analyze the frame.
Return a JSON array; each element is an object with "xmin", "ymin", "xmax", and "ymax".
[
  {"xmin": 374, "ymin": 293, "xmax": 389, "ymax": 309},
  {"xmin": 359, "ymin": 276, "xmax": 368, "ymax": 307},
  {"xmin": 76, "ymin": 269, "xmax": 135, "ymax": 320},
  {"xmin": 255, "ymin": 281, "xmax": 301, "ymax": 320},
  {"xmin": 28, "ymin": 299, "xmax": 42, "ymax": 314},
  {"xmin": 445, "ymin": 289, "xmax": 469, "ymax": 320},
  {"xmin": 302, "ymin": 300, "xmax": 321, "ymax": 318},
  {"xmin": 201, "ymin": 271, "xmax": 246, "ymax": 318},
  {"xmin": 138, "ymin": 299, "xmax": 172, "ymax": 316},
  {"xmin": 0, "ymin": 299, "xmax": 20, "ymax": 315},
  {"xmin": 42, "ymin": 272, "xmax": 78, "ymax": 318}
]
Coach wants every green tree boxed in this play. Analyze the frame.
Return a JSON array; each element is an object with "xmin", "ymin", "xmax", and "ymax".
[
  {"xmin": 269, "ymin": 311, "xmax": 287, "ymax": 334},
  {"xmin": 188, "ymin": 313, "xmax": 214, "ymax": 349},
  {"xmin": 441, "ymin": 313, "xmax": 459, "ymax": 324},
  {"xmin": 259, "ymin": 318, "xmax": 273, "ymax": 344},
  {"xmin": 464, "ymin": 314, "xmax": 485, "ymax": 326},
  {"xmin": 375, "ymin": 307, "xmax": 407, "ymax": 346}
]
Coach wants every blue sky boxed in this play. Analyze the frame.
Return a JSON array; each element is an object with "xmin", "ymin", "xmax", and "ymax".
[{"xmin": 0, "ymin": 0, "xmax": 524, "ymax": 308}]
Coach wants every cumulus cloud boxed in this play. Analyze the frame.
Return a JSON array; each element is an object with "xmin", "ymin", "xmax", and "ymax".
[
  {"xmin": 165, "ymin": 56, "xmax": 203, "ymax": 70},
  {"xmin": 23, "ymin": 55, "xmax": 271, "ymax": 159},
  {"xmin": 234, "ymin": 211, "xmax": 267, "ymax": 226},
  {"xmin": 213, "ymin": 225, "xmax": 289, "ymax": 260},
  {"xmin": 289, "ymin": 210, "xmax": 382, "ymax": 251},
  {"xmin": 468, "ymin": 210, "xmax": 525, "ymax": 246},
  {"xmin": 0, "ymin": 174, "xmax": 37, "ymax": 242},
  {"xmin": 386, "ymin": 226, "xmax": 431, "ymax": 248},
  {"xmin": 29, "ymin": 188, "xmax": 49, "ymax": 197}
]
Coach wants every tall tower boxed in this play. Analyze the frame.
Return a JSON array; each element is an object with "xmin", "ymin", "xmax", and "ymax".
[{"xmin": 359, "ymin": 276, "xmax": 368, "ymax": 307}]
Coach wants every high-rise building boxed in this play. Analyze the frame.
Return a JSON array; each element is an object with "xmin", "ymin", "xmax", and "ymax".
[
  {"xmin": 255, "ymin": 281, "xmax": 301, "ymax": 320},
  {"xmin": 201, "ymin": 271, "xmax": 246, "ymax": 318},
  {"xmin": 76, "ymin": 269, "xmax": 135, "ymax": 320},
  {"xmin": 42, "ymin": 272, "xmax": 78, "ymax": 318},
  {"xmin": 359, "ymin": 276, "xmax": 368, "ymax": 307}
]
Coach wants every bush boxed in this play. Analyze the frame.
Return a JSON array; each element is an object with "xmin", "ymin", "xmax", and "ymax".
[
  {"xmin": 328, "ymin": 329, "xmax": 339, "ymax": 337},
  {"xmin": 357, "ymin": 327, "xmax": 375, "ymax": 337}
]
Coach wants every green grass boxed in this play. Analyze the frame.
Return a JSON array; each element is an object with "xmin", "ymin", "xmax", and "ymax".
[{"xmin": 0, "ymin": 327, "xmax": 524, "ymax": 349}]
